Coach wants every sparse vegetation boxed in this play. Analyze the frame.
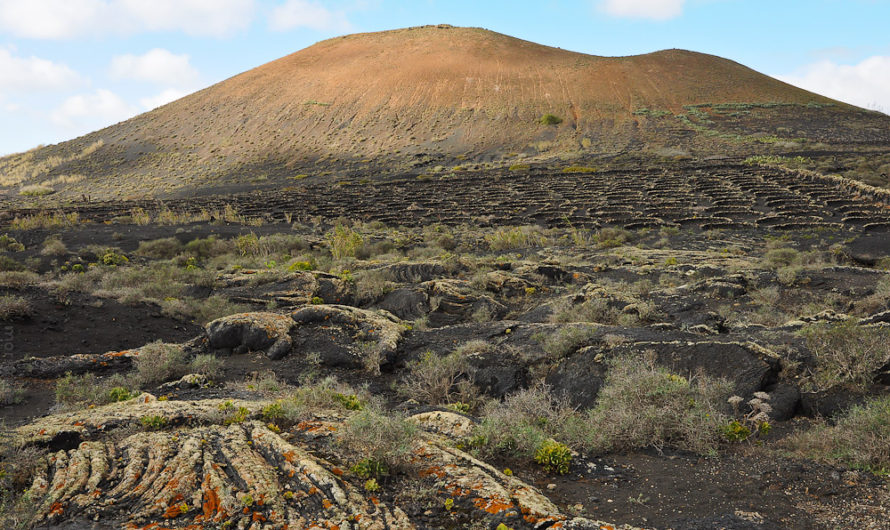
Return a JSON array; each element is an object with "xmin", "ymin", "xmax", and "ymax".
[
  {"xmin": 539, "ymin": 114, "xmax": 563, "ymax": 125},
  {"xmin": 338, "ymin": 407, "xmax": 419, "ymax": 472},
  {"xmin": 783, "ymin": 394, "xmax": 890, "ymax": 475},
  {"xmin": 18, "ymin": 185, "xmax": 54, "ymax": 197},
  {"xmin": 401, "ymin": 350, "xmax": 476, "ymax": 405},
  {"xmin": 326, "ymin": 224, "xmax": 364, "ymax": 260},
  {"xmin": 0, "ymin": 379, "xmax": 25, "ymax": 405},
  {"xmin": 583, "ymin": 353, "xmax": 731, "ymax": 454},
  {"xmin": 800, "ymin": 319, "xmax": 890, "ymax": 390},
  {"xmin": 484, "ymin": 225, "xmax": 549, "ymax": 250},
  {"xmin": 0, "ymin": 296, "xmax": 31, "ymax": 321}
]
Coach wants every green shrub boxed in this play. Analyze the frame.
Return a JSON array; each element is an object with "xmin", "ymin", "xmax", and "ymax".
[
  {"xmin": 159, "ymin": 295, "xmax": 248, "ymax": 325},
  {"xmin": 189, "ymin": 354, "xmax": 222, "ymax": 379},
  {"xmin": 765, "ymin": 247, "xmax": 800, "ymax": 268},
  {"xmin": 235, "ymin": 233, "xmax": 260, "ymax": 257},
  {"xmin": 326, "ymin": 224, "xmax": 364, "ymax": 260},
  {"xmin": 534, "ymin": 440, "xmax": 572, "ymax": 474},
  {"xmin": 0, "ymin": 234, "xmax": 24, "ymax": 252},
  {"xmin": 19, "ymin": 184, "xmax": 54, "ymax": 196},
  {"xmin": 40, "ymin": 237, "xmax": 67, "ymax": 258},
  {"xmin": 101, "ymin": 250, "xmax": 129, "ymax": 267},
  {"xmin": 261, "ymin": 402, "xmax": 285, "ymax": 421},
  {"xmin": 539, "ymin": 114, "xmax": 563, "ymax": 125},
  {"xmin": 800, "ymin": 319, "xmax": 890, "ymax": 390},
  {"xmin": 0, "ymin": 256, "xmax": 25, "ymax": 272},
  {"xmin": 783, "ymin": 395, "xmax": 890, "ymax": 474},
  {"xmin": 288, "ymin": 260, "xmax": 314, "ymax": 272},
  {"xmin": 471, "ymin": 385, "xmax": 579, "ymax": 459},
  {"xmin": 338, "ymin": 408, "xmax": 419, "ymax": 472},
  {"xmin": 484, "ymin": 225, "xmax": 549, "ymax": 250},
  {"xmin": 582, "ymin": 354, "xmax": 731, "ymax": 454},
  {"xmin": 139, "ymin": 415, "xmax": 168, "ymax": 430},
  {"xmin": 223, "ymin": 406, "xmax": 250, "ymax": 425},
  {"xmin": 277, "ymin": 377, "xmax": 370, "ymax": 422},
  {"xmin": 184, "ymin": 236, "xmax": 231, "ymax": 259},
  {"xmin": 0, "ymin": 295, "xmax": 31, "ymax": 321},
  {"xmin": 0, "ymin": 271, "xmax": 39, "ymax": 289},
  {"xmin": 55, "ymin": 372, "xmax": 131, "ymax": 408},
  {"xmin": 136, "ymin": 238, "xmax": 183, "ymax": 259},
  {"xmin": 334, "ymin": 393, "xmax": 365, "ymax": 411},
  {"xmin": 719, "ymin": 420, "xmax": 752, "ymax": 442},
  {"xmin": 0, "ymin": 379, "xmax": 25, "ymax": 406},
  {"xmin": 561, "ymin": 166, "xmax": 597, "ymax": 174},
  {"xmin": 536, "ymin": 325, "xmax": 596, "ymax": 359},
  {"xmin": 133, "ymin": 342, "xmax": 190, "ymax": 387},
  {"xmin": 401, "ymin": 350, "xmax": 475, "ymax": 405},
  {"xmin": 351, "ymin": 458, "xmax": 389, "ymax": 479},
  {"xmin": 106, "ymin": 386, "xmax": 135, "ymax": 403},
  {"xmin": 594, "ymin": 227, "xmax": 634, "ymax": 248}
]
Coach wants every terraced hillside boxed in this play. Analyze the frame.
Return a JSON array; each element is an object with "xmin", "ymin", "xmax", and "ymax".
[
  {"xmin": 5, "ymin": 161, "xmax": 890, "ymax": 233},
  {"xmin": 2, "ymin": 25, "xmax": 890, "ymax": 200}
]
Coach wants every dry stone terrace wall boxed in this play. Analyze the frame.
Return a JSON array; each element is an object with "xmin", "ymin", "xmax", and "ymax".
[{"xmin": 5, "ymin": 163, "xmax": 890, "ymax": 232}]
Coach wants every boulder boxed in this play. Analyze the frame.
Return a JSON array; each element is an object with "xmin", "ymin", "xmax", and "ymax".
[
  {"xmin": 206, "ymin": 311, "xmax": 294, "ymax": 358},
  {"xmin": 290, "ymin": 304, "xmax": 405, "ymax": 367},
  {"xmin": 546, "ymin": 345, "xmax": 609, "ymax": 409},
  {"xmin": 379, "ymin": 288, "xmax": 430, "ymax": 320}
]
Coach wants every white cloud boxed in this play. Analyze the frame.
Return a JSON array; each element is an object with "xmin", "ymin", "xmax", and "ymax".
[
  {"xmin": 0, "ymin": 0, "xmax": 104, "ymax": 39},
  {"xmin": 598, "ymin": 0, "xmax": 686, "ymax": 20},
  {"xmin": 777, "ymin": 56, "xmax": 890, "ymax": 114},
  {"xmin": 140, "ymin": 88, "xmax": 190, "ymax": 110},
  {"xmin": 0, "ymin": 48, "xmax": 83, "ymax": 92},
  {"xmin": 51, "ymin": 89, "xmax": 138, "ymax": 130},
  {"xmin": 110, "ymin": 49, "xmax": 200, "ymax": 88},
  {"xmin": 118, "ymin": 0, "xmax": 255, "ymax": 37},
  {"xmin": 0, "ymin": 0, "xmax": 255, "ymax": 39},
  {"xmin": 269, "ymin": 0, "xmax": 351, "ymax": 32}
]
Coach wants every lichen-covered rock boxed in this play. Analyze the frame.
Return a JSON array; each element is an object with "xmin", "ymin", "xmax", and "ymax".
[
  {"xmin": 378, "ymin": 288, "xmax": 430, "ymax": 320},
  {"xmin": 483, "ymin": 270, "xmax": 536, "ymax": 297},
  {"xmin": 3, "ymin": 347, "xmax": 141, "ymax": 379},
  {"xmin": 290, "ymin": 304, "xmax": 405, "ymax": 367},
  {"xmin": 158, "ymin": 373, "xmax": 210, "ymax": 391},
  {"xmin": 206, "ymin": 311, "xmax": 294, "ymax": 358},
  {"xmin": 11, "ymin": 398, "xmax": 633, "ymax": 529},
  {"xmin": 14, "ymin": 399, "xmax": 410, "ymax": 529},
  {"xmin": 408, "ymin": 410, "xmax": 474, "ymax": 438},
  {"xmin": 421, "ymin": 279, "xmax": 507, "ymax": 327}
]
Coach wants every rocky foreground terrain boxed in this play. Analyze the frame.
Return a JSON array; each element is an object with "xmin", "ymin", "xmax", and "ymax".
[{"xmin": 1, "ymin": 160, "xmax": 889, "ymax": 529}]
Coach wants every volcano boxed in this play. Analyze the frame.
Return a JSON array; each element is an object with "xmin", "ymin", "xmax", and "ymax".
[{"xmin": 2, "ymin": 24, "xmax": 888, "ymax": 200}]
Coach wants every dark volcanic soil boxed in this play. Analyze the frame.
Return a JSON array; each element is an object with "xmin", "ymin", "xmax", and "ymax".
[{"xmin": 2, "ymin": 288, "xmax": 200, "ymax": 361}]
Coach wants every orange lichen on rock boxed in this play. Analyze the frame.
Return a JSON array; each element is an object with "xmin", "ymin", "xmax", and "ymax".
[
  {"xmin": 163, "ymin": 504, "xmax": 183, "ymax": 518},
  {"xmin": 418, "ymin": 465, "xmax": 446, "ymax": 479},
  {"xmin": 473, "ymin": 496, "xmax": 514, "ymax": 514}
]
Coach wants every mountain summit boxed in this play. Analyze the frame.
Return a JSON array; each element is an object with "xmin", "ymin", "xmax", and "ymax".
[{"xmin": 2, "ymin": 25, "xmax": 888, "ymax": 199}]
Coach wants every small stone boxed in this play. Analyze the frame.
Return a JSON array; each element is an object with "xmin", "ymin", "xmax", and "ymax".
[{"xmin": 546, "ymin": 483, "xmax": 556, "ymax": 490}]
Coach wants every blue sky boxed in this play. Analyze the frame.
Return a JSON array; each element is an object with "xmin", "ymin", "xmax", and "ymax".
[{"xmin": 1, "ymin": 0, "xmax": 889, "ymax": 156}]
